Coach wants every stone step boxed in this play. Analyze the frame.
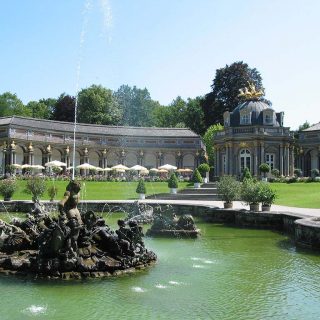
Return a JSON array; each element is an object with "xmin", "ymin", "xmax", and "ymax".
[
  {"xmin": 201, "ymin": 183, "xmax": 217, "ymax": 188},
  {"xmin": 146, "ymin": 193, "xmax": 222, "ymax": 201},
  {"xmin": 178, "ymin": 188, "xmax": 218, "ymax": 195}
]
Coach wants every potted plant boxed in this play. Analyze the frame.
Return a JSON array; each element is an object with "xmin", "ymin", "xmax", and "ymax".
[
  {"xmin": 259, "ymin": 163, "xmax": 270, "ymax": 182},
  {"xmin": 193, "ymin": 168, "xmax": 203, "ymax": 188},
  {"xmin": 0, "ymin": 178, "xmax": 18, "ymax": 201},
  {"xmin": 271, "ymin": 168, "xmax": 280, "ymax": 178},
  {"xmin": 47, "ymin": 185, "xmax": 58, "ymax": 202},
  {"xmin": 311, "ymin": 168, "xmax": 320, "ymax": 181},
  {"xmin": 259, "ymin": 183, "xmax": 277, "ymax": 211},
  {"xmin": 24, "ymin": 176, "xmax": 47, "ymax": 202},
  {"xmin": 241, "ymin": 179, "xmax": 262, "ymax": 211},
  {"xmin": 168, "ymin": 173, "xmax": 179, "ymax": 194},
  {"xmin": 136, "ymin": 179, "xmax": 146, "ymax": 199},
  {"xmin": 197, "ymin": 163, "xmax": 210, "ymax": 183},
  {"xmin": 217, "ymin": 175, "xmax": 240, "ymax": 208},
  {"xmin": 241, "ymin": 167, "xmax": 252, "ymax": 181}
]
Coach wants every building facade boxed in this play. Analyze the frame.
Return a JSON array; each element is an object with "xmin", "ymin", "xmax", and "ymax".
[
  {"xmin": 214, "ymin": 91, "xmax": 294, "ymax": 178},
  {"xmin": 0, "ymin": 116, "xmax": 204, "ymax": 173},
  {"xmin": 296, "ymin": 123, "xmax": 320, "ymax": 176}
]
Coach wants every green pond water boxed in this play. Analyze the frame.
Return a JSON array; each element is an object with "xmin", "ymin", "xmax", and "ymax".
[{"xmin": 0, "ymin": 212, "xmax": 320, "ymax": 320}]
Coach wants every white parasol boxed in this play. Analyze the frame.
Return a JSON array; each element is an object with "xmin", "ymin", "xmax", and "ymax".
[
  {"xmin": 158, "ymin": 164, "xmax": 177, "ymax": 171},
  {"xmin": 45, "ymin": 160, "xmax": 67, "ymax": 167}
]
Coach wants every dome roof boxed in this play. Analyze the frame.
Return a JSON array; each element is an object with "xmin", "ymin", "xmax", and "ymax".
[{"xmin": 228, "ymin": 100, "xmax": 280, "ymax": 127}]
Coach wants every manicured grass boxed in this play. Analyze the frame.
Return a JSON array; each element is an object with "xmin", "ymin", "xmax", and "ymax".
[
  {"xmin": 271, "ymin": 182, "xmax": 320, "ymax": 208},
  {"xmin": 11, "ymin": 180, "xmax": 191, "ymax": 201}
]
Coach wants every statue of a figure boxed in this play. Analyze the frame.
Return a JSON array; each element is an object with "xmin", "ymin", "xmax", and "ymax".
[{"xmin": 58, "ymin": 180, "xmax": 83, "ymax": 255}]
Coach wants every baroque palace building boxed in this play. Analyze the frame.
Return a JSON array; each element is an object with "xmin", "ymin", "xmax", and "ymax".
[
  {"xmin": 214, "ymin": 84, "xmax": 295, "ymax": 178},
  {"xmin": 0, "ymin": 116, "xmax": 204, "ymax": 173},
  {"xmin": 296, "ymin": 122, "xmax": 320, "ymax": 176}
]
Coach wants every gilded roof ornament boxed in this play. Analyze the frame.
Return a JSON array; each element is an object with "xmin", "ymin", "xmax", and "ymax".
[{"xmin": 238, "ymin": 82, "xmax": 264, "ymax": 100}]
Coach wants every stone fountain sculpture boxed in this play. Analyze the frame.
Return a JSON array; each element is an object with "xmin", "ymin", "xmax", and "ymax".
[
  {"xmin": 146, "ymin": 205, "xmax": 200, "ymax": 238},
  {"xmin": 0, "ymin": 181, "xmax": 156, "ymax": 279}
]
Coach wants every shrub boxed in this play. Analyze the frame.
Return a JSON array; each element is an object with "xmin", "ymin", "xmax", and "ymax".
[
  {"xmin": 197, "ymin": 163, "xmax": 210, "ymax": 177},
  {"xmin": 259, "ymin": 163, "xmax": 270, "ymax": 176},
  {"xmin": 47, "ymin": 185, "xmax": 58, "ymax": 201},
  {"xmin": 271, "ymin": 169, "xmax": 280, "ymax": 177},
  {"xmin": 258, "ymin": 183, "xmax": 277, "ymax": 206},
  {"xmin": 168, "ymin": 174, "xmax": 179, "ymax": 189},
  {"xmin": 192, "ymin": 169, "xmax": 203, "ymax": 183},
  {"xmin": 217, "ymin": 176, "xmax": 240, "ymax": 203},
  {"xmin": 311, "ymin": 168, "xmax": 320, "ymax": 178},
  {"xmin": 136, "ymin": 179, "xmax": 146, "ymax": 194},
  {"xmin": 24, "ymin": 176, "xmax": 47, "ymax": 201},
  {"xmin": 241, "ymin": 180, "xmax": 262, "ymax": 205},
  {"xmin": 0, "ymin": 178, "xmax": 18, "ymax": 200},
  {"xmin": 241, "ymin": 167, "xmax": 252, "ymax": 181},
  {"xmin": 294, "ymin": 168, "xmax": 303, "ymax": 177}
]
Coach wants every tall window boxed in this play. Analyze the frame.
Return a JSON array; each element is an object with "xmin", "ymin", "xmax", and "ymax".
[
  {"xmin": 264, "ymin": 112, "xmax": 273, "ymax": 125},
  {"xmin": 240, "ymin": 149, "xmax": 251, "ymax": 172},
  {"xmin": 240, "ymin": 113, "xmax": 251, "ymax": 125},
  {"xmin": 222, "ymin": 154, "xmax": 227, "ymax": 174},
  {"xmin": 265, "ymin": 153, "xmax": 275, "ymax": 170}
]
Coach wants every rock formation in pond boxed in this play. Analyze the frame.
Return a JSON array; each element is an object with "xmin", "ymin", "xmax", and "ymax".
[
  {"xmin": 0, "ymin": 181, "xmax": 157, "ymax": 279},
  {"xmin": 146, "ymin": 205, "xmax": 200, "ymax": 238}
]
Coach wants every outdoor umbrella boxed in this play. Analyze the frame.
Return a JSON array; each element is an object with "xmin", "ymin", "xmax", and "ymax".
[
  {"xmin": 102, "ymin": 167, "xmax": 112, "ymax": 172},
  {"xmin": 45, "ymin": 160, "xmax": 67, "ymax": 167},
  {"xmin": 11, "ymin": 164, "xmax": 21, "ymax": 169},
  {"xmin": 149, "ymin": 168, "xmax": 159, "ymax": 173},
  {"xmin": 76, "ymin": 163, "xmax": 97, "ymax": 170},
  {"xmin": 130, "ymin": 165, "xmax": 148, "ymax": 171},
  {"xmin": 66, "ymin": 166, "xmax": 74, "ymax": 170},
  {"xmin": 21, "ymin": 164, "xmax": 32, "ymax": 169},
  {"xmin": 94, "ymin": 167, "xmax": 104, "ymax": 172},
  {"xmin": 31, "ymin": 165, "xmax": 45, "ymax": 170},
  {"xmin": 158, "ymin": 169, "xmax": 168, "ymax": 173},
  {"xmin": 111, "ymin": 164, "xmax": 129, "ymax": 171},
  {"xmin": 158, "ymin": 164, "xmax": 177, "ymax": 171}
]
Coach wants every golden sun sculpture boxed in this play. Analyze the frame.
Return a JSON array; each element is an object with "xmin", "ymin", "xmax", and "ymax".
[{"xmin": 238, "ymin": 82, "xmax": 264, "ymax": 100}]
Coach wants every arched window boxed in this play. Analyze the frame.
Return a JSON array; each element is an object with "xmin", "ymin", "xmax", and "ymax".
[
  {"xmin": 240, "ymin": 111, "xmax": 251, "ymax": 125},
  {"xmin": 240, "ymin": 149, "xmax": 251, "ymax": 172}
]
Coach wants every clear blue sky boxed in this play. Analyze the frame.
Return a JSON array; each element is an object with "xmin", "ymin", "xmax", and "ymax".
[{"xmin": 1, "ymin": 0, "xmax": 319, "ymax": 130}]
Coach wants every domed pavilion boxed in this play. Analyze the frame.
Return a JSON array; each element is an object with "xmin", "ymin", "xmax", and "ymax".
[{"xmin": 213, "ymin": 84, "xmax": 294, "ymax": 178}]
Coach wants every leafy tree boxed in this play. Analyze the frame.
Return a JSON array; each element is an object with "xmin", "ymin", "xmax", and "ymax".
[
  {"xmin": 154, "ymin": 96, "xmax": 187, "ymax": 128},
  {"xmin": 77, "ymin": 85, "xmax": 122, "ymax": 125},
  {"xmin": 115, "ymin": 85, "xmax": 159, "ymax": 127},
  {"xmin": 0, "ymin": 92, "xmax": 31, "ymax": 117},
  {"xmin": 39, "ymin": 98, "xmax": 56, "ymax": 119},
  {"xmin": 202, "ymin": 124, "xmax": 224, "ymax": 170},
  {"xmin": 184, "ymin": 97, "xmax": 206, "ymax": 135},
  {"xmin": 298, "ymin": 121, "xmax": 310, "ymax": 131},
  {"xmin": 201, "ymin": 61, "xmax": 265, "ymax": 127},
  {"xmin": 52, "ymin": 94, "xmax": 75, "ymax": 122},
  {"xmin": 26, "ymin": 101, "xmax": 52, "ymax": 119}
]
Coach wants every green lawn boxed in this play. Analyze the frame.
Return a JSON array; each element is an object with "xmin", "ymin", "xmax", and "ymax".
[
  {"xmin": 271, "ymin": 182, "xmax": 320, "ymax": 208},
  {"xmin": 8, "ymin": 180, "xmax": 320, "ymax": 208},
  {"xmin": 11, "ymin": 180, "xmax": 190, "ymax": 201}
]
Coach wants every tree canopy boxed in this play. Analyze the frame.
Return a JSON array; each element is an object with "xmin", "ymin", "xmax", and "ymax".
[
  {"xmin": 77, "ymin": 85, "xmax": 122, "ymax": 125},
  {"xmin": 51, "ymin": 94, "xmax": 75, "ymax": 122},
  {"xmin": 0, "ymin": 92, "xmax": 30, "ymax": 117},
  {"xmin": 201, "ymin": 61, "xmax": 265, "ymax": 128},
  {"xmin": 114, "ymin": 85, "xmax": 159, "ymax": 127}
]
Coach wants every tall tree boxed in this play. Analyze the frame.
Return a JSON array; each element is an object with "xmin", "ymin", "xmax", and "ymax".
[
  {"xmin": 0, "ymin": 92, "xmax": 31, "ymax": 117},
  {"xmin": 39, "ymin": 98, "xmax": 56, "ymax": 119},
  {"xmin": 184, "ymin": 97, "xmax": 206, "ymax": 135},
  {"xmin": 114, "ymin": 85, "xmax": 159, "ymax": 127},
  {"xmin": 77, "ymin": 85, "xmax": 122, "ymax": 125},
  {"xmin": 203, "ymin": 124, "xmax": 224, "ymax": 170},
  {"xmin": 26, "ymin": 101, "xmax": 52, "ymax": 119},
  {"xmin": 153, "ymin": 96, "xmax": 187, "ymax": 128},
  {"xmin": 52, "ymin": 94, "xmax": 75, "ymax": 122},
  {"xmin": 201, "ymin": 61, "xmax": 264, "ymax": 127}
]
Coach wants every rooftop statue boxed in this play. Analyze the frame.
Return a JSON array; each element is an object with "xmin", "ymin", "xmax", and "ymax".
[{"xmin": 238, "ymin": 82, "xmax": 264, "ymax": 100}]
